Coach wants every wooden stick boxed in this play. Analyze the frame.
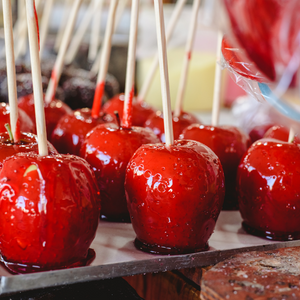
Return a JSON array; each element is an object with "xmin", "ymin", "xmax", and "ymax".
[
  {"xmin": 122, "ymin": 0, "xmax": 139, "ymax": 129},
  {"xmin": 39, "ymin": 0, "xmax": 54, "ymax": 57},
  {"xmin": 211, "ymin": 30, "xmax": 223, "ymax": 127},
  {"xmin": 54, "ymin": 0, "xmax": 72, "ymax": 52},
  {"xmin": 174, "ymin": 0, "xmax": 201, "ymax": 118},
  {"xmin": 2, "ymin": 0, "xmax": 18, "ymax": 142},
  {"xmin": 137, "ymin": 0, "xmax": 187, "ymax": 103},
  {"xmin": 153, "ymin": 0, "xmax": 174, "ymax": 146},
  {"xmin": 91, "ymin": 0, "xmax": 118, "ymax": 118},
  {"xmin": 90, "ymin": 0, "xmax": 127, "ymax": 75},
  {"xmin": 288, "ymin": 127, "xmax": 295, "ymax": 143},
  {"xmin": 65, "ymin": 0, "xmax": 101, "ymax": 65},
  {"xmin": 45, "ymin": 0, "xmax": 82, "ymax": 104},
  {"xmin": 88, "ymin": 0, "xmax": 105, "ymax": 62},
  {"xmin": 25, "ymin": 0, "xmax": 48, "ymax": 156}
]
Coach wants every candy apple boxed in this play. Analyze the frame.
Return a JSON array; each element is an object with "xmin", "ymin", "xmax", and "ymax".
[
  {"xmin": 102, "ymin": 94, "xmax": 156, "ymax": 127},
  {"xmin": 51, "ymin": 108, "xmax": 115, "ymax": 156},
  {"xmin": 80, "ymin": 122, "xmax": 160, "ymax": 222},
  {"xmin": 237, "ymin": 138, "xmax": 300, "ymax": 240},
  {"xmin": 0, "ymin": 152, "xmax": 101, "ymax": 273},
  {"xmin": 144, "ymin": 110, "xmax": 201, "ymax": 143},
  {"xmin": 0, "ymin": 131, "xmax": 57, "ymax": 169},
  {"xmin": 248, "ymin": 123, "xmax": 275, "ymax": 143},
  {"xmin": 263, "ymin": 125, "xmax": 300, "ymax": 144},
  {"xmin": 125, "ymin": 140, "xmax": 225, "ymax": 254},
  {"xmin": 18, "ymin": 94, "xmax": 72, "ymax": 140},
  {"xmin": 0, "ymin": 102, "xmax": 35, "ymax": 134},
  {"xmin": 180, "ymin": 125, "xmax": 250, "ymax": 210}
]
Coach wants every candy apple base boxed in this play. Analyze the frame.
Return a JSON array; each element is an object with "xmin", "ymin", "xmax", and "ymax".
[
  {"xmin": 1, "ymin": 248, "xmax": 96, "ymax": 274},
  {"xmin": 242, "ymin": 222, "xmax": 300, "ymax": 241},
  {"xmin": 134, "ymin": 237, "xmax": 209, "ymax": 255}
]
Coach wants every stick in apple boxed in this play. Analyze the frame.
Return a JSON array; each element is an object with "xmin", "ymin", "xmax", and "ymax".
[
  {"xmin": 39, "ymin": 0, "xmax": 54, "ymax": 57},
  {"xmin": 153, "ymin": 0, "xmax": 174, "ymax": 146},
  {"xmin": 137, "ymin": 0, "xmax": 187, "ymax": 104},
  {"xmin": 2, "ymin": 0, "xmax": 19, "ymax": 142},
  {"xmin": 122, "ymin": 0, "xmax": 139, "ymax": 129},
  {"xmin": 211, "ymin": 30, "xmax": 223, "ymax": 127},
  {"xmin": 25, "ymin": 0, "xmax": 48, "ymax": 156},
  {"xmin": 91, "ymin": 0, "xmax": 118, "ymax": 119},
  {"xmin": 88, "ymin": 0, "xmax": 105, "ymax": 62},
  {"xmin": 45, "ymin": 0, "xmax": 82, "ymax": 104},
  {"xmin": 65, "ymin": 0, "xmax": 104, "ymax": 65},
  {"xmin": 173, "ymin": 0, "xmax": 201, "ymax": 118}
]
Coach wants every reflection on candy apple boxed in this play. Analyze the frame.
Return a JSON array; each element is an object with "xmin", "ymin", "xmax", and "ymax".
[
  {"xmin": 125, "ymin": 140, "xmax": 225, "ymax": 254},
  {"xmin": 237, "ymin": 139, "xmax": 300, "ymax": 240},
  {"xmin": 0, "ymin": 102, "xmax": 35, "ymax": 134},
  {"xmin": 102, "ymin": 94, "xmax": 156, "ymax": 127},
  {"xmin": 0, "ymin": 132, "xmax": 57, "ymax": 169},
  {"xmin": 144, "ymin": 110, "xmax": 201, "ymax": 142},
  {"xmin": 263, "ymin": 125, "xmax": 300, "ymax": 144},
  {"xmin": 51, "ymin": 108, "xmax": 115, "ymax": 155},
  {"xmin": 80, "ymin": 122, "xmax": 160, "ymax": 222},
  {"xmin": 0, "ymin": 152, "xmax": 101, "ymax": 273},
  {"xmin": 18, "ymin": 94, "xmax": 72, "ymax": 140},
  {"xmin": 180, "ymin": 124, "xmax": 250, "ymax": 210}
]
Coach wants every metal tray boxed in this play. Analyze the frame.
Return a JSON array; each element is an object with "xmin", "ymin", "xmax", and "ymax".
[{"xmin": 0, "ymin": 211, "xmax": 299, "ymax": 297}]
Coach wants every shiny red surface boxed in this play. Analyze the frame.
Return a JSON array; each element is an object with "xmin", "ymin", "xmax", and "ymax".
[
  {"xmin": 0, "ymin": 132, "xmax": 57, "ymax": 169},
  {"xmin": 237, "ymin": 139, "xmax": 300, "ymax": 240},
  {"xmin": 0, "ymin": 152, "xmax": 101, "ymax": 273},
  {"xmin": 144, "ymin": 111, "xmax": 201, "ymax": 143},
  {"xmin": 248, "ymin": 123, "xmax": 275, "ymax": 143},
  {"xmin": 80, "ymin": 123, "xmax": 160, "ymax": 222},
  {"xmin": 102, "ymin": 94, "xmax": 155, "ymax": 127},
  {"xmin": 51, "ymin": 108, "xmax": 115, "ymax": 156},
  {"xmin": 125, "ymin": 140, "xmax": 225, "ymax": 254},
  {"xmin": 18, "ymin": 94, "xmax": 72, "ymax": 140},
  {"xmin": 180, "ymin": 125, "xmax": 250, "ymax": 210},
  {"xmin": 0, "ymin": 103, "xmax": 35, "ymax": 134},
  {"xmin": 263, "ymin": 125, "xmax": 300, "ymax": 144}
]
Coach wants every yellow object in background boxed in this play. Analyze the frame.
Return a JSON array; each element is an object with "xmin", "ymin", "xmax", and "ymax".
[{"xmin": 136, "ymin": 48, "xmax": 226, "ymax": 112}]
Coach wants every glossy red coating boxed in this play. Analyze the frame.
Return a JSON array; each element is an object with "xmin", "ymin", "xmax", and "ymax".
[
  {"xmin": 263, "ymin": 125, "xmax": 300, "ymax": 144},
  {"xmin": 80, "ymin": 123, "xmax": 160, "ymax": 222},
  {"xmin": 51, "ymin": 108, "xmax": 115, "ymax": 156},
  {"xmin": 102, "ymin": 94, "xmax": 155, "ymax": 127},
  {"xmin": 180, "ymin": 124, "xmax": 250, "ymax": 210},
  {"xmin": 144, "ymin": 110, "xmax": 201, "ymax": 143},
  {"xmin": 237, "ymin": 139, "xmax": 300, "ymax": 240},
  {"xmin": 0, "ymin": 103, "xmax": 35, "ymax": 134},
  {"xmin": 125, "ymin": 140, "xmax": 225, "ymax": 254},
  {"xmin": 248, "ymin": 123, "xmax": 275, "ymax": 143},
  {"xmin": 0, "ymin": 152, "xmax": 101, "ymax": 273},
  {"xmin": 0, "ymin": 132, "xmax": 57, "ymax": 169},
  {"xmin": 18, "ymin": 94, "xmax": 72, "ymax": 140}
]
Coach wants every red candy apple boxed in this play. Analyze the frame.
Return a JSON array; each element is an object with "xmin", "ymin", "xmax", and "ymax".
[
  {"xmin": 0, "ymin": 102, "xmax": 35, "ymax": 134},
  {"xmin": 0, "ymin": 131, "xmax": 57, "ymax": 169},
  {"xmin": 263, "ymin": 125, "xmax": 300, "ymax": 144},
  {"xmin": 180, "ymin": 124, "xmax": 250, "ymax": 210},
  {"xmin": 144, "ymin": 110, "xmax": 201, "ymax": 142},
  {"xmin": 0, "ymin": 152, "xmax": 101, "ymax": 273},
  {"xmin": 102, "ymin": 94, "xmax": 156, "ymax": 127},
  {"xmin": 51, "ymin": 108, "xmax": 115, "ymax": 155},
  {"xmin": 80, "ymin": 121, "xmax": 160, "ymax": 222},
  {"xmin": 237, "ymin": 138, "xmax": 300, "ymax": 240},
  {"xmin": 125, "ymin": 140, "xmax": 225, "ymax": 254},
  {"xmin": 18, "ymin": 94, "xmax": 72, "ymax": 140}
]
